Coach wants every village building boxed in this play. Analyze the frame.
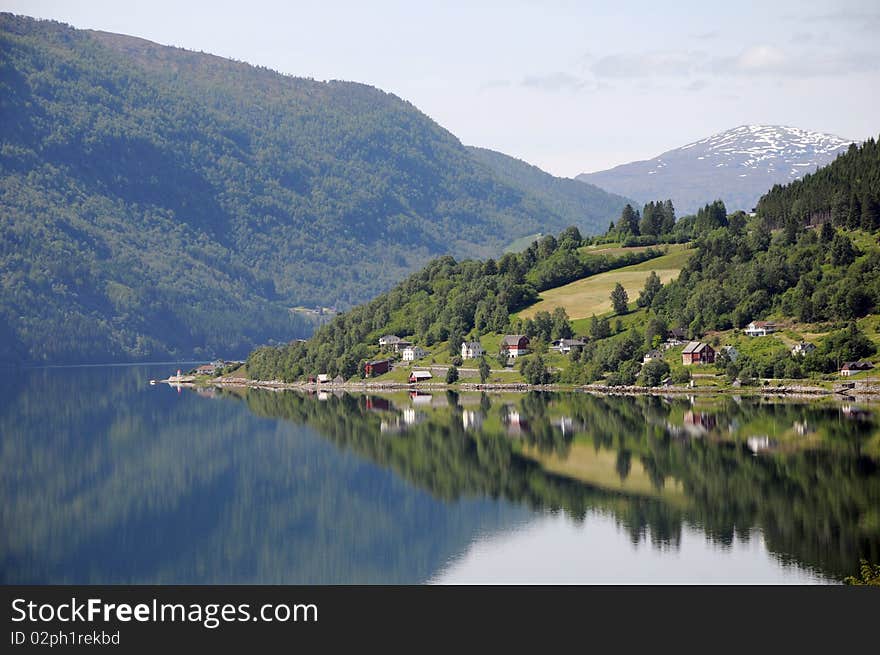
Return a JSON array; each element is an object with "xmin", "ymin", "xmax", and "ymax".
[
  {"xmin": 195, "ymin": 363, "xmax": 217, "ymax": 376},
  {"xmin": 401, "ymin": 345, "xmax": 428, "ymax": 361},
  {"xmin": 378, "ymin": 335, "xmax": 401, "ymax": 348},
  {"xmin": 409, "ymin": 370, "xmax": 433, "ymax": 383},
  {"xmin": 666, "ymin": 328, "xmax": 687, "ymax": 344},
  {"xmin": 681, "ymin": 341, "xmax": 715, "ymax": 365},
  {"xmin": 501, "ymin": 335, "xmax": 530, "ymax": 358},
  {"xmin": 643, "ymin": 349, "xmax": 664, "ymax": 364},
  {"xmin": 744, "ymin": 321, "xmax": 777, "ymax": 337},
  {"xmin": 552, "ymin": 338, "xmax": 586, "ymax": 354},
  {"xmin": 364, "ymin": 359, "xmax": 391, "ymax": 377},
  {"xmin": 316, "ymin": 373, "xmax": 331, "ymax": 384},
  {"xmin": 839, "ymin": 361, "xmax": 874, "ymax": 377},
  {"xmin": 460, "ymin": 341, "xmax": 484, "ymax": 359},
  {"xmin": 791, "ymin": 341, "xmax": 816, "ymax": 357}
]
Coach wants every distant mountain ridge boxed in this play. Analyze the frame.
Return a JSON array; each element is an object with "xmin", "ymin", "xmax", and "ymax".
[
  {"xmin": 0, "ymin": 14, "xmax": 626, "ymax": 363},
  {"xmin": 467, "ymin": 147, "xmax": 634, "ymax": 233},
  {"xmin": 577, "ymin": 125, "xmax": 855, "ymax": 214}
]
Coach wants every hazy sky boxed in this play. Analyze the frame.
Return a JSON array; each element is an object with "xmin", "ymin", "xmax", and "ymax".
[{"xmin": 2, "ymin": 0, "xmax": 878, "ymax": 176}]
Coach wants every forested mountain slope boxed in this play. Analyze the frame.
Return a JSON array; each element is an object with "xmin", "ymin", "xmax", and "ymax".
[
  {"xmin": 467, "ymin": 147, "xmax": 633, "ymax": 234},
  {"xmin": 0, "ymin": 14, "xmax": 626, "ymax": 363}
]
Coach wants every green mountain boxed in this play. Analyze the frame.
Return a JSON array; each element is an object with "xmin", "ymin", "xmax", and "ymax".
[
  {"xmin": 0, "ymin": 14, "xmax": 627, "ymax": 363},
  {"xmin": 468, "ymin": 146, "xmax": 632, "ymax": 234}
]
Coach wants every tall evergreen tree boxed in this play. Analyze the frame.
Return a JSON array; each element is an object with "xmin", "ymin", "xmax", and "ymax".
[{"xmin": 611, "ymin": 283, "xmax": 629, "ymax": 314}]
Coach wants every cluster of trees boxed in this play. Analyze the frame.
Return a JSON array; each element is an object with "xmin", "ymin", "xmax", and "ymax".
[
  {"xmin": 757, "ymin": 137, "xmax": 880, "ymax": 232},
  {"xmin": 606, "ymin": 199, "xmax": 682, "ymax": 243},
  {"xmin": 1, "ymin": 15, "xmax": 627, "ymax": 363},
  {"xmin": 648, "ymin": 205, "xmax": 880, "ymax": 336}
]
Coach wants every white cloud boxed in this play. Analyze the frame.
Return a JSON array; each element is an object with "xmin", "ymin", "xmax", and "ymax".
[
  {"xmin": 591, "ymin": 51, "xmax": 703, "ymax": 78},
  {"xmin": 519, "ymin": 72, "xmax": 598, "ymax": 92},
  {"xmin": 590, "ymin": 45, "xmax": 877, "ymax": 80}
]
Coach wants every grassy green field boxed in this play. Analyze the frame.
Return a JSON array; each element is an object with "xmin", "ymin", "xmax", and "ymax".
[
  {"xmin": 579, "ymin": 244, "xmax": 655, "ymax": 257},
  {"xmin": 518, "ymin": 245, "xmax": 694, "ymax": 320}
]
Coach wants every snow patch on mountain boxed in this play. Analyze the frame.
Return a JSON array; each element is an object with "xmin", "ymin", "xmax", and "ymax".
[{"xmin": 577, "ymin": 125, "xmax": 855, "ymax": 214}]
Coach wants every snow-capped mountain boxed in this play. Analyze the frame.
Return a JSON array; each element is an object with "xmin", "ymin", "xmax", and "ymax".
[{"xmin": 577, "ymin": 125, "xmax": 855, "ymax": 215}]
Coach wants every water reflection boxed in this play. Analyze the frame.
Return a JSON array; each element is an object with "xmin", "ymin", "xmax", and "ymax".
[
  {"xmin": 2, "ymin": 367, "xmax": 879, "ymax": 584},
  {"xmin": 0, "ymin": 366, "xmax": 521, "ymax": 584},
  {"xmin": 237, "ymin": 388, "xmax": 880, "ymax": 581}
]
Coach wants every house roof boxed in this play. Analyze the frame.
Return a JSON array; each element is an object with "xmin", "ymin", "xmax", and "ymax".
[
  {"xmin": 502, "ymin": 335, "xmax": 528, "ymax": 346},
  {"xmin": 748, "ymin": 321, "xmax": 776, "ymax": 328},
  {"xmin": 682, "ymin": 341, "xmax": 709, "ymax": 354},
  {"xmin": 462, "ymin": 341, "xmax": 482, "ymax": 348},
  {"xmin": 410, "ymin": 370, "xmax": 432, "ymax": 379},
  {"xmin": 668, "ymin": 328, "xmax": 687, "ymax": 337},
  {"xmin": 645, "ymin": 349, "xmax": 663, "ymax": 358},
  {"xmin": 366, "ymin": 359, "xmax": 391, "ymax": 366},
  {"xmin": 379, "ymin": 335, "xmax": 401, "ymax": 342},
  {"xmin": 402, "ymin": 344, "xmax": 425, "ymax": 352},
  {"xmin": 554, "ymin": 338, "xmax": 586, "ymax": 347},
  {"xmin": 841, "ymin": 361, "xmax": 873, "ymax": 370}
]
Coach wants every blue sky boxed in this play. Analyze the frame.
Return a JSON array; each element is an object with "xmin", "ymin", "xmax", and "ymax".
[{"xmin": 3, "ymin": 0, "xmax": 878, "ymax": 176}]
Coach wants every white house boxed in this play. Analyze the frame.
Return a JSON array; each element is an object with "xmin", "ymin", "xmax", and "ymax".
[
  {"xmin": 791, "ymin": 341, "xmax": 816, "ymax": 357},
  {"xmin": 401, "ymin": 345, "xmax": 428, "ymax": 361},
  {"xmin": 461, "ymin": 341, "xmax": 483, "ymax": 359},
  {"xmin": 316, "ymin": 373, "xmax": 331, "ymax": 384},
  {"xmin": 552, "ymin": 338, "xmax": 586, "ymax": 354},
  {"xmin": 744, "ymin": 321, "xmax": 777, "ymax": 337},
  {"xmin": 642, "ymin": 349, "xmax": 663, "ymax": 364},
  {"xmin": 378, "ymin": 335, "xmax": 401, "ymax": 348}
]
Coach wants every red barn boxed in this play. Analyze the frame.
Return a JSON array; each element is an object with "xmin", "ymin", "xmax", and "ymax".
[
  {"xmin": 682, "ymin": 341, "xmax": 715, "ymax": 365},
  {"xmin": 364, "ymin": 359, "xmax": 391, "ymax": 377}
]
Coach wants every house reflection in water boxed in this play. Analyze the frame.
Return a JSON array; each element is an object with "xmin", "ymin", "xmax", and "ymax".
[
  {"xmin": 671, "ymin": 410, "xmax": 718, "ymax": 437},
  {"xmin": 503, "ymin": 409, "xmax": 529, "ymax": 437},
  {"xmin": 402, "ymin": 407, "xmax": 423, "ymax": 426},
  {"xmin": 841, "ymin": 405, "xmax": 872, "ymax": 421},
  {"xmin": 410, "ymin": 392, "xmax": 433, "ymax": 407},
  {"xmin": 747, "ymin": 435, "xmax": 776, "ymax": 454},
  {"xmin": 553, "ymin": 416, "xmax": 579, "ymax": 437},
  {"xmin": 365, "ymin": 396, "xmax": 392, "ymax": 412},
  {"xmin": 462, "ymin": 410, "xmax": 483, "ymax": 431},
  {"xmin": 793, "ymin": 420, "xmax": 813, "ymax": 436}
]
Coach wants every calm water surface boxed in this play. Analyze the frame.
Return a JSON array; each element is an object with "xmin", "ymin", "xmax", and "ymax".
[{"xmin": 2, "ymin": 365, "xmax": 878, "ymax": 584}]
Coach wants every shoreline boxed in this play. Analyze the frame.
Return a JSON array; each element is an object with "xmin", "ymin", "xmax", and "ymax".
[{"xmin": 161, "ymin": 375, "xmax": 880, "ymax": 400}]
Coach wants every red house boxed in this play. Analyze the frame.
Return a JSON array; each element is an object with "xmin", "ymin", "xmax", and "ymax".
[
  {"xmin": 364, "ymin": 359, "xmax": 391, "ymax": 377},
  {"xmin": 501, "ymin": 335, "xmax": 530, "ymax": 358},
  {"xmin": 681, "ymin": 341, "xmax": 715, "ymax": 365}
]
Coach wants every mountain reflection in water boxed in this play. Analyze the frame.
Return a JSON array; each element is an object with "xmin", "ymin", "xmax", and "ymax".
[{"xmin": 2, "ymin": 366, "xmax": 878, "ymax": 583}]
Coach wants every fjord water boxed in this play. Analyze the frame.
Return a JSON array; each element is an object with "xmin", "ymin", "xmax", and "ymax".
[{"xmin": 2, "ymin": 366, "xmax": 878, "ymax": 584}]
